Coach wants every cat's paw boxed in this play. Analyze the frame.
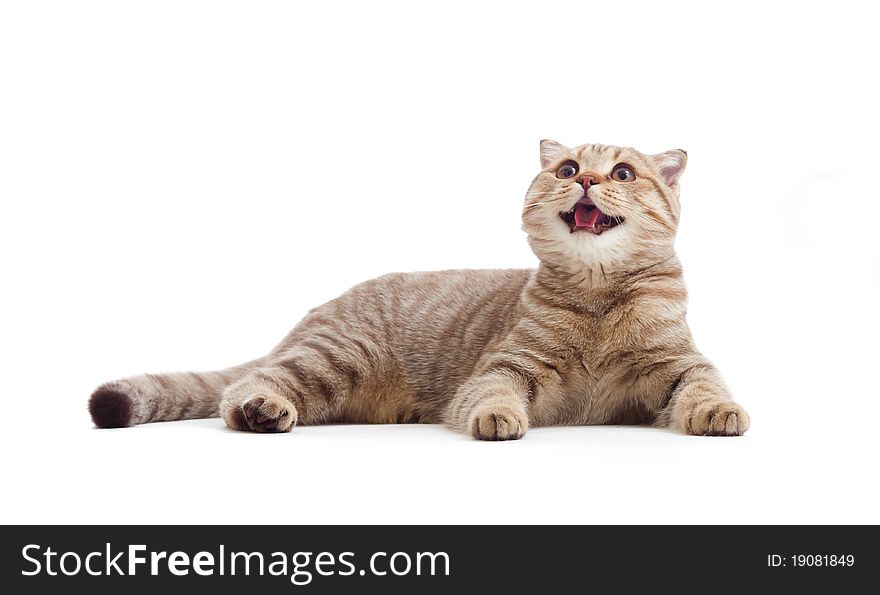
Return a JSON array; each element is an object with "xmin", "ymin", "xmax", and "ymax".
[
  {"xmin": 685, "ymin": 400, "xmax": 749, "ymax": 436},
  {"xmin": 470, "ymin": 403, "xmax": 528, "ymax": 441},
  {"xmin": 240, "ymin": 394, "xmax": 297, "ymax": 433}
]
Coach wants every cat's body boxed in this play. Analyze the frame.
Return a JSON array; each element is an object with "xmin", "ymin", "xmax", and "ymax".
[{"xmin": 89, "ymin": 141, "xmax": 749, "ymax": 439}]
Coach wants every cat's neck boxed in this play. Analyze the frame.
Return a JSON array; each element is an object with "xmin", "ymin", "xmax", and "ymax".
[{"xmin": 533, "ymin": 250, "xmax": 682, "ymax": 309}]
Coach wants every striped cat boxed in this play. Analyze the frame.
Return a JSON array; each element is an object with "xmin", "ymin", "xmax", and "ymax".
[{"xmin": 89, "ymin": 141, "xmax": 749, "ymax": 440}]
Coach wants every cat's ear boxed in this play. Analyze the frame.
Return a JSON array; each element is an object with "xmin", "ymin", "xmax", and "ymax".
[
  {"xmin": 652, "ymin": 149, "xmax": 688, "ymax": 187},
  {"xmin": 540, "ymin": 139, "xmax": 569, "ymax": 169}
]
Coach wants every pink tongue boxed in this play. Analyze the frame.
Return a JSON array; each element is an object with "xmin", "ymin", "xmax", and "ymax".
[{"xmin": 574, "ymin": 205, "xmax": 602, "ymax": 229}]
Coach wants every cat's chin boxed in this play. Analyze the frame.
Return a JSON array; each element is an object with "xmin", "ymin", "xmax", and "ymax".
[{"xmin": 559, "ymin": 197, "xmax": 624, "ymax": 235}]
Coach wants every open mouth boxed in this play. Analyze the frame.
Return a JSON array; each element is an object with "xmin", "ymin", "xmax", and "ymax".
[{"xmin": 559, "ymin": 197, "xmax": 624, "ymax": 235}]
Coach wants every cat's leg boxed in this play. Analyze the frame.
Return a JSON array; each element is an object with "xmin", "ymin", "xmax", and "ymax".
[
  {"xmin": 656, "ymin": 364, "xmax": 749, "ymax": 436},
  {"xmin": 220, "ymin": 367, "xmax": 300, "ymax": 433},
  {"xmin": 220, "ymin": 342, "xmax": 366, "ymax": 433},
  {"xmin": 444, "ymin": 371, "xmax": 531, "ymax": 441}
]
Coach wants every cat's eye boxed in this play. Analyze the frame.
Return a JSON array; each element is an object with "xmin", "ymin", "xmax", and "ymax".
[
  {"xmin": 556, "ymin": 161, "xmax": 579, "ymax": 179},
  {"xmin": 611, "ymin": 164, "xmax": 636, "ymax": 182}
]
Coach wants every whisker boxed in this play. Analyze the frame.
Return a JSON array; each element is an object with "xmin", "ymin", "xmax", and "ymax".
[{"xmin": 523, "ymin": 201, "xmax": 553, "ymax": 211}]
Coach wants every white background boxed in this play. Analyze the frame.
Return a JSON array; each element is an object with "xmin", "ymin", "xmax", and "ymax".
[{"xmin": 1, "ymin": 1, "xmax": 878, "ymax": 524}]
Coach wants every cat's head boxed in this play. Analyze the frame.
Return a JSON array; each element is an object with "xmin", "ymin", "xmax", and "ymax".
[{"xmin": 523, "ymin": 141, "xmax": 687, "ymax": 273}]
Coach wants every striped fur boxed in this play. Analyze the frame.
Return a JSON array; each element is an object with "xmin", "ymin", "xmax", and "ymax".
[{"xmin": 89, "ymin": 141, "xmax": 749, "ymax": 440}]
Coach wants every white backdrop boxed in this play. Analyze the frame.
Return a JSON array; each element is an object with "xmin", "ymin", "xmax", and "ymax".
[{"xmin": 1, "ymin": 0, "xmax": 878, "ymax": 524}]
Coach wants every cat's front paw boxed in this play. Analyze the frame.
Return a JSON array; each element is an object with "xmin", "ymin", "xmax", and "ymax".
[
  {"xmin": 240, "ymin": 394, "xmax": 297, "ymax": 433},
  {"xmin": 685, "ymin": 400, "xmax": 749, "ymax": 436},
  {"xmin": 470, "ymin": 403, "xmax": 528, "ymax": 441}
]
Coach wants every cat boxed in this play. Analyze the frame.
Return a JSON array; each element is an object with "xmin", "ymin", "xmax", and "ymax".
[{"xmin": 89, "ymin": 140, "xmax": 749, "ymax": 440}]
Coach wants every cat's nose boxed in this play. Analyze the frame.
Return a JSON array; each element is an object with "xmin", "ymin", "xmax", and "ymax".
[{"xmin": 581, "ymin": 175, "xmax": 597, "ymax": 189}]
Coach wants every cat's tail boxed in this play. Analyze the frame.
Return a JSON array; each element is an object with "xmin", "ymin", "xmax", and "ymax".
[{"xmin": 88, "ymin": 361, "xmax": 258, "ymax": 428}]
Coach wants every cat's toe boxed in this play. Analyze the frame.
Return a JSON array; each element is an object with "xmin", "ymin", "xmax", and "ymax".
[
  {"xmin": 686, "ymin": 401, "xmax": 749, "ymax": 436},
  {"xmin": 240, "ymin": 394, "xmax": 297, "ymax": 433},
  {"xmin": 470, "ymin": 404, "xmax": 527, "ymax": 441}
]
